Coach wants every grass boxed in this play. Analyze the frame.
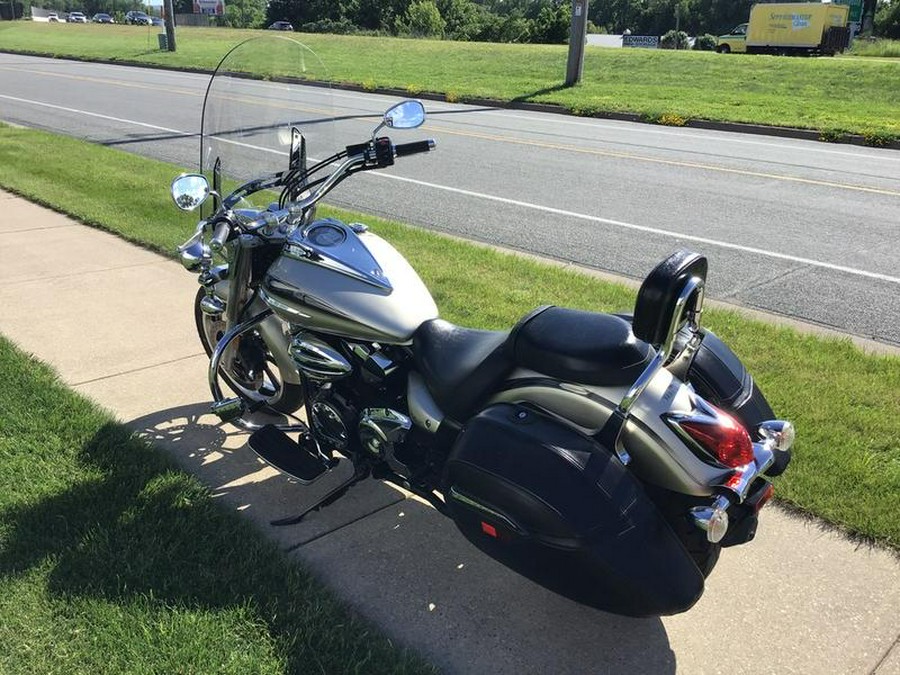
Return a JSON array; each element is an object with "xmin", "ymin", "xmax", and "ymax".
[
  {"xmin": 0, "ymin": 123, "xmax": 898, "ymax": 552},
  {"xmin": 0, "ymin": 22, "xmax": 898, "ymax": 139},
  {"xmin": 848, "ymin": 38, "xmax": 900, "ymax": 58},
  {"xmin": 0, "ymin": 334, "xmax": 436, "ymax": 674}
]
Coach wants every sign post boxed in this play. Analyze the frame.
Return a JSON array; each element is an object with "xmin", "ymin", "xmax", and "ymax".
[{"xmin": 565, "ymin": 0, "xmax": 590, "ymax": 86}]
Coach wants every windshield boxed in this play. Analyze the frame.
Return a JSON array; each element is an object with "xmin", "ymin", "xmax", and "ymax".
[{"xmin": 200, "ymin": 36, "xmax": 334, "ymax": 210}]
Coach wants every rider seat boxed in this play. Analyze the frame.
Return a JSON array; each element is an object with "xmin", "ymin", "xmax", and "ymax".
[{"xmin": 412, "ymin": 320, "xmax": 513, "ymax": 421}]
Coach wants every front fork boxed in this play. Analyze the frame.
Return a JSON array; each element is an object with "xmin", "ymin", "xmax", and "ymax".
[{"xmin": 197, "ymin": 240, "xmax": 304, "ymax": 432}]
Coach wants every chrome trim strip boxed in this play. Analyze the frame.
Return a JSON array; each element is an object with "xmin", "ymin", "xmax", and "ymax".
[
  {"xmin": 259, "ymin": 286, "xmax": 312, "ymax": 321},
  {"xmin": 448, "ymin": 487, "xmax": 525, "ymax": 534}
]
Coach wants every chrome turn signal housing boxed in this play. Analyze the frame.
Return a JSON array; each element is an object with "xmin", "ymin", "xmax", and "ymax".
[
  {"xmin": 180, "ymin": 240, "xmax": 206, "ymax": 271},
  {"xmin": 758, "ymin": 420, "xmax": 795, "ymax": 452},
  {"xmin": 199, "ymin": 294, "xmax": 226, "ymax": 316},
  {"xmin": 690, "ymin": 495, "xmax": 732, "ymax": 544}
]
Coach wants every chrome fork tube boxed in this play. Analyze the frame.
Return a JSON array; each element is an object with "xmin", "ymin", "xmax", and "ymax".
[{"xmin": 225, "ymin": 242, "xmax": 252, "ymax": 331}]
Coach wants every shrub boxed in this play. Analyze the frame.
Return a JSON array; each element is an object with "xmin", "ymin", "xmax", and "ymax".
[
  {"xmin": 693, "ymin": 33, "xmax": 717, "ymax": 50},
  {"xmin": 395, "ymin": 0, "xmax": 446, "ymax": 38},
  {"xmin": 660, "ymin": 29, "xmax": 690, "ymax": 49},
  {"xmin": 301, "ymin": 18, "xmax": 358, "ymax": 34},
  {"xmin": 658, "ymin": 112, "xmax": 688, "ymax": 126}
]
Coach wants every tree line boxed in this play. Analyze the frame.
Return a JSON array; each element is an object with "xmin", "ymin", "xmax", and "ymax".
[{"xmin": 12, "ymin": 0, "xmax": 899, "ymax": 40}]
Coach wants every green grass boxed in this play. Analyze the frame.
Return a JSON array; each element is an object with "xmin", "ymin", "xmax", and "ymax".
[
  {"xmin": 0, "ymin": 334, "xmax": 436, "ymax": 674},
  {"xmin": 0, "ymin": 22, "xmax": 898, "ymax": 139},
  {"xmin": 0, "ymin": 123, "xmax": 898, "ymax": 552},
  {"xmin": 848, "ymin": 38, "xmax": 900, "ymax": 58}
]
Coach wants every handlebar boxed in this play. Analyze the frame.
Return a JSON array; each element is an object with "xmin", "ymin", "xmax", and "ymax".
[
  {"xmin": 395, "ymin": 139, "xmax": 436, "ymax": 158},
  {"xmin": 209, "ymin": 218, "xmax": 232, "ymax": 252},
  {"xmin": 205, "ymin": 136, "xmax": 437, "ymax": 244}
]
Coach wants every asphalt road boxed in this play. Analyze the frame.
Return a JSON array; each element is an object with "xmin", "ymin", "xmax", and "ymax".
[{"xmin": 1, "ymin": 53, "xmax": 898, "ymax": 345}]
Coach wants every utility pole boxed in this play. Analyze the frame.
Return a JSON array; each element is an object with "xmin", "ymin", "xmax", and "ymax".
[
  {"xmin": 675, "ymin": 4, "xmax": 681, "ymax": 49},
  {"xmin": 565, "ymin": 0, "xmax": 589, "ymax": 86},
  {"xmin": 164, "ymin": 0, "xmax": 176, "ymax": 51}
]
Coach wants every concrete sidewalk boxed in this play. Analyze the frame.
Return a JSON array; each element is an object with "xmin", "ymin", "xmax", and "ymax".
[{"xmin": 1, "ymin": 189, "xmax": 898, "ymax": 674}]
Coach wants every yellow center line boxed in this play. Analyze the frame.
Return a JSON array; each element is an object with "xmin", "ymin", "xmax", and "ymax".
[
  {"xmin": 0, "ymin": 65, "xmax": 332, "ymax": 115},
  {"xmin": 421, "ymin": 124, "xmax": 900, "ymax": 198},
  {"xmin": 0, "ymin": 65, "xmax": 202, "ymax": 97}
]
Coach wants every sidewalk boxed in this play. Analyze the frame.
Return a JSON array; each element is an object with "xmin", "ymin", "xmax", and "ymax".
[{"xmin": 1, "ymin": 190, "xmax": 899, "ymax": 674}]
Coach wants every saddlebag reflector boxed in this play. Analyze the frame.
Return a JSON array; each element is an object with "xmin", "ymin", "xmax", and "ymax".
[{"xmin": 444, "ymin": 403, "xmax": 705, "ymax": 617}]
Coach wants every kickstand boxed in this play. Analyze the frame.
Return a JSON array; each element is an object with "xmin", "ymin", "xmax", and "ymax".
[{"xmin": 270, "ymin": 462, "xmax": 368, "ymax": 527}]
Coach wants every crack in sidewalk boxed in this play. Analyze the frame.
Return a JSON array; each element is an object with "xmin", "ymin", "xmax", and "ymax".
[
  {"xmin": 870, "ymin": 631, "xmax": 900, "ymax": 674},
  {"xmin": 71, "ymin": 351, "xmax": 206, "ymax": 387},
  {"xmin": 0, "ymin": 223, "xmax": 81, "ymax": 234},
  {"xmin": 3, "ymin": 258, "xmax": 168, "ymax": 288}
]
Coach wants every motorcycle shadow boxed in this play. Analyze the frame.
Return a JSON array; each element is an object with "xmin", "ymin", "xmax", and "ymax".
[
  {"xmin": 126, "ymin": 402, "xmax": 678, "ymax": 673},
  {"xmin": 126, "ymin": 402, "xmax": 408, "ymax": 549}
]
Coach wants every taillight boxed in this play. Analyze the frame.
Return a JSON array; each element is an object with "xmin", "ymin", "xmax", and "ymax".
[{"xmin": 678, "ymin": 406, "xmax": 754, "ymax": 468}]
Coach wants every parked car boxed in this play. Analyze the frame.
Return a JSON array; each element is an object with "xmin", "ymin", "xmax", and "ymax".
[
  {"xmin": 267, "ymin": 21, "xmax": 294, "ymax": 31},
  {"xmin": 47, "ymin": 12, "xmax": 59, "ymax": 21},
  {"xmin": 151, "ymin": 16, "xmax": 164, "ymax": 26},
  {"xmin": 67, "ymin": 11, "xmax": 88, "ymax": 22},
  {"xmin": 125, "ymin": 10, "xmax": 152, "ymax": 25},
  {"xmin": 92, "ymin": 12, "xmax": 114, "ymax": 23}
]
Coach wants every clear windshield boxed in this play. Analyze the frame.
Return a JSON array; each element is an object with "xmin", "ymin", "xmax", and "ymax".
[{"xmin": 200, "ymin": 36, "xmax": 334, "ymax": 209}]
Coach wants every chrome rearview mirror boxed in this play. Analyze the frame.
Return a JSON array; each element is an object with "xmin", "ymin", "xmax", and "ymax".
[
  {"xmin": 171, "ymin": 173, "xmax": 211, "ymax": 212},
  {"xmin": 372, "ymin": 100, "xmax": 426, "ymax": 138},
  {"xmin": 384, "ymin": 100, "xmax": 425, "ymax": 129}
]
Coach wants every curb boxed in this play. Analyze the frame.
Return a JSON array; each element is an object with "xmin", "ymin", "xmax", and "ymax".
[{"xmin": 2, "ymin": 48, "xmax": 898, "ymax": 150}]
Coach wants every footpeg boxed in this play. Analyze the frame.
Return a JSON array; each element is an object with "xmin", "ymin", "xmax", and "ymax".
[
  {"xmin": 248, "ymin": 424, "xmax": 332, "ymax": 484},
  {"xmin": 211, "ymin": 397, "xmax": 245, "ymax": 422}
]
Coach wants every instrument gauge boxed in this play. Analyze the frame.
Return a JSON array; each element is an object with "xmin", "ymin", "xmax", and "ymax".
[{"xmin": 307, "ymin": 223, "xmax": 346, "ymax": 248}]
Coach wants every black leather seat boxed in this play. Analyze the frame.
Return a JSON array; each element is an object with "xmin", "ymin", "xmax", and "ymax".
[
  {"xmin": 413, "ymin": 308, "xmax": 654, "ymax": 422},
  {"xmin": 510, "ymin": 306, "xmax": 653, "ymax": 387},
  {"xmin": 412, "ymin": 320, "xmax": 513, "ymax": 421}
]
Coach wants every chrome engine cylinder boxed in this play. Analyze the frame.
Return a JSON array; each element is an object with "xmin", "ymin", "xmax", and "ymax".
[{"xmin": 288, "ymin": 332, "xmax": 353, "ymax": 380}]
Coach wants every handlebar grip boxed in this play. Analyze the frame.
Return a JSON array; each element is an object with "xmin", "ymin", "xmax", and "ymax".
[
  {"xmin": 209, "ymin": 220, "xmax": 231, "ymax": 252},
  {"xmin": 394, "ymin": 139, "xmax": 436, "ymax": 158}
]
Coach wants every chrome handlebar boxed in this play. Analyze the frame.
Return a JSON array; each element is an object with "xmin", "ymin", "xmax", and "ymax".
[{"xmin": 180, "ymin": 137, "xmax": 435, "ymax": 252}]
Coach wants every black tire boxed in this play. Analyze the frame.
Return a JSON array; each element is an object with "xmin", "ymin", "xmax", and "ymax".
[
  {"xmin": 717, "ymin": 44, "xmax": 731, "ymax": 54},
  {"xmin": 193, "ymin": 287, "xmax": 304, "ymax": 414}
]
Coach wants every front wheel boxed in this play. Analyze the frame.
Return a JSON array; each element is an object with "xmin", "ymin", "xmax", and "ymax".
[{"xmin": 194, "ymin": 287, "xmax": 304, "ymax": 414}]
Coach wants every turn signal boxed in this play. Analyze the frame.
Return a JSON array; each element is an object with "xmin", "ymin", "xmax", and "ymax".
[{"xmin": 680, "ymin": 408, "xmax": 754, "ymax": 468}]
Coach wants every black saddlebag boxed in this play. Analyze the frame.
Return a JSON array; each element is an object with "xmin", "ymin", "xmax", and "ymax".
[{"xmin": 444, "ymin": 403, "xmax": 705, "ymax": 617}]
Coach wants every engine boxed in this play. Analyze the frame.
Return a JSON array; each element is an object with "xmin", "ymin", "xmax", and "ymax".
[{"xmin": 288, "ymin": 330, "xmax": 415, "ymax": 476}]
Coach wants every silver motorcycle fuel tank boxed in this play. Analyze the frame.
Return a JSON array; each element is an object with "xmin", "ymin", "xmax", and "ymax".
[{"xmin": 261, "ymin": 219, "xmax": 438, "ymax": 343}]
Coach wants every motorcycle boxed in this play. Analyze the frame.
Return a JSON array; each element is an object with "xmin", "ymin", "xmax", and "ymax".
[{"xmin": 170, "ymin": 36, "xmax": 793, "ymax": 617}]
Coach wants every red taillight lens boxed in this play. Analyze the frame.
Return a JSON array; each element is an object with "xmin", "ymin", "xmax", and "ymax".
[{"xmin": 680, "ymin": 409, "xmax": 754, "ymax": 468}]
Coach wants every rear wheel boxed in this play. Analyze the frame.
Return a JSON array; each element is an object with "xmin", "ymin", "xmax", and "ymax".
[{"xmin": 194, "ymin": 287, "xmax": 304, "ymax": 414}]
